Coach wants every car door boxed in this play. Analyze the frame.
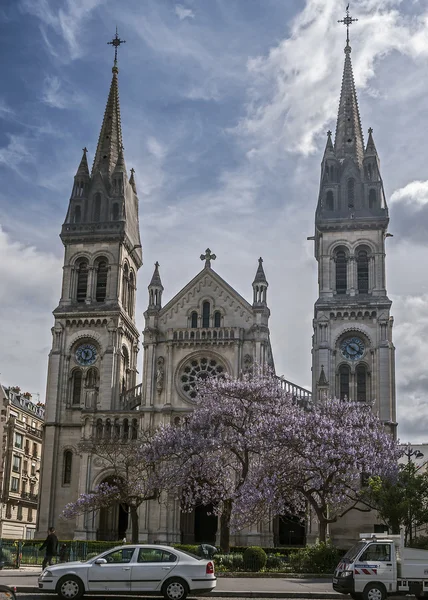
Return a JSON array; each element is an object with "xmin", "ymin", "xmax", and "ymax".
[
  {"xmin": 87, "ymin": 547, "xmax": 136, "ymax": 592},
  {"xmin": 130, "ymin": 548, "xmax": 178, "ymax": 592},
  {"xmin": 356, "ymin": 543, "xmax": 395, "ymax": 592}
]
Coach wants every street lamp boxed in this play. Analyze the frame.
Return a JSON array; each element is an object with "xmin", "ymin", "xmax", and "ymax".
[{"xmin": 403, "ymin": 444, "xmax": 424, "ymax": 544}]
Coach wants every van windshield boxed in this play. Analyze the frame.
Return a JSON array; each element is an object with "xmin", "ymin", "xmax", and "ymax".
[{"xmin": 342, "ymin": 542, "xmax": 367, "ymax": 563}]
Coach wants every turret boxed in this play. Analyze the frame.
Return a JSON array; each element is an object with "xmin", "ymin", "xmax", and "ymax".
[
  {"xmin": 148, "ymin": 262, "xmax": 164, "ymax": 310},
  {"xmin": 252, "ymin": 257, "xmax": 268, "ymax": 307}
]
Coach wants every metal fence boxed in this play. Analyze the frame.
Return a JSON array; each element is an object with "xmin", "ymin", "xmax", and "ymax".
[{"xmin": 0, "ymin": 539, "xmax": 123, "ymax": 567}]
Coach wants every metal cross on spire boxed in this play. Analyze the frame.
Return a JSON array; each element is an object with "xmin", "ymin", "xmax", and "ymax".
[
  {"xmin": 338, "ymin": 4, "xmax": 358, "ymax": 48},
  {"xmin": 107, "ymin": 27, "xmax": 126, "ymax": 63},
  {"xmin": 200, "ymin": 248, "xmax": 216, "ymax": 268}
]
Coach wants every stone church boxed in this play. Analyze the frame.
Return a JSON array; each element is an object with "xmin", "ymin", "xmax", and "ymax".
[{"xmin": 36, "ymin": 25, "xmax": 396, "ymax": 546}]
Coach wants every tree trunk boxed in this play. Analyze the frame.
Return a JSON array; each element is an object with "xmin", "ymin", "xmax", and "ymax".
[
  {"xmin": 220, "ymin": 499, "xmax": 233, "ymax": 553},
  {"xmin": 130, "ymin": 505, "xmax": 139, "ymax": 544},
  {"xmin": 318, "ymin": 518, "xmax": 327, "ymax": 543}
]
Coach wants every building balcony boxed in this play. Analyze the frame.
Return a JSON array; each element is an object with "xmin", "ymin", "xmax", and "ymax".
[
  {"xmin": 169, "ymin": 327, "xmax": 243, "ymax": 344},
  {"xmin": 120, "ymin": 383, "xmax": 142, "ymax": 411},
  {"xmin": 21, "ymin": 492, "xmax": 38, "ymax": 503},
  {"xmin": 26, "ymin": 425, "xmax": 42, "ymax": 439}
]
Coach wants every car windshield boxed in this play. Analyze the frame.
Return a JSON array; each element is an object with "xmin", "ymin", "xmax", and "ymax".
[
  {"xmin": 342, "ymin": 542, "xmax": 367, "ymax": 563},
  {"xmin": 176, "ymin": 549, "xmax": 202, "ymax": 561}
]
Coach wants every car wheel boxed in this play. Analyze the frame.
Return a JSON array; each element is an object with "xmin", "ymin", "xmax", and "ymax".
[
  {"xmin": 162, "ymin": 577, "xmax": 189, "ymax": 600},
  {"xmin": 363, "ymin": 583, "xmax": 386, "ymax": 600},
  {"xmin": 56, "ymin": 575, "xmax": 84, "ymax": 600}
]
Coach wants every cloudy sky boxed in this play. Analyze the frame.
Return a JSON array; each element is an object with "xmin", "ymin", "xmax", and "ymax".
[{"xmin": 1, "ymin": 0, "xmax": 428, "ymax": 442}]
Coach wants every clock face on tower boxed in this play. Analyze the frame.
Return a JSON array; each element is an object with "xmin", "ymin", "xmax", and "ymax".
[
  {"xmin": 75, "ymin": 343, "xmax": 97, "ymax": 366},
  {"xmin": 340, "ymin": 336, "xmax": 365, "ymax": 361}
]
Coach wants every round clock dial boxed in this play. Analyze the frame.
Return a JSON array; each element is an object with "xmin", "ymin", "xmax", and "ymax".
[
  {"xmin": 75, "ymin": 343, "xmax": 97, "ymax": 366},
  {"xmin": 340, "ymin": 336, "xmax": 365, "ymax": 361}
]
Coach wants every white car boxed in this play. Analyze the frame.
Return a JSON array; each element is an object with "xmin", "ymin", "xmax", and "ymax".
[{"xmin": 38, "ymin": 545, "xmax": 216, "ymax": 600}]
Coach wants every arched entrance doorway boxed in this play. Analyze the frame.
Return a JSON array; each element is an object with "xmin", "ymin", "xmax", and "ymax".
[
  {"xmin": 96, "ymin": 477, "xmax": 128, "ymax": 541},
  {"xmin": 273, "ymin": 514, "xmax": 305, "ymax": 546},
  {"xmin": 180, "ymin": 503, "xmax": 218, "ymax": 545}
]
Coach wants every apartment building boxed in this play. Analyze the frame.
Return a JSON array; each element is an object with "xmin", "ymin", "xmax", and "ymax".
[{"xmin": 0, "ymin": 384, "xmax": 44, "ymax": 539}]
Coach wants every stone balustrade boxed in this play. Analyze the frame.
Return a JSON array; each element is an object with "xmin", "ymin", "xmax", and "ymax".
[{"xmin": 170, "ymin": 327, "xmax": 243, "ymax": 343}]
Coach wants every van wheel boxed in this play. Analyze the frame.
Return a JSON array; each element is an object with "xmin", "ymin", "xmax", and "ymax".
[
  {"xmin": 162, "ymin": 577, "xmax": 188, "ymax": 600},
  {"xmin": 56, "ymin": 575, "xmax": 84, "ymax": 600},
  {"xmin": 363, "ymin": 583, "xmax": 386, "ymax": 600}
]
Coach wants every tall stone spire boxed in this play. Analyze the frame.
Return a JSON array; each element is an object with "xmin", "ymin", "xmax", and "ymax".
[
  {"xmin": 91, "ymin": 61, "xmax": 123, "ymax": 177},
  {"xmin": 148, "ymin": 262, "xmax": 164, "ymax": 310},
  {"xmin": 334, "ymin": 8, "xmax": 364, "ymax": 167},
  {"xmin": 252, "ymin": 257, "xmax": 268, "ymax": 307}
]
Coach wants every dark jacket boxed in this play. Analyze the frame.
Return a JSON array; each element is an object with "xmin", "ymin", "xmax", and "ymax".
[{"xmin": 40, "ymin": 533, "xmax": 58, "ymax": 555}]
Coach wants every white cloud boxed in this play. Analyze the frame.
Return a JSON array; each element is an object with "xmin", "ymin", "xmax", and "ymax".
[
  {"xmin": 175, "ymin": 4, "xmax": 195, "ymax": 21},
  {"xmin": 0, "ymin": 227, "xmax": 62, "ymax": 394},
  {"xmin": 390, "ymin": 180, "xmax": 428, "ymax": 206},
  {"xmin": 19, "ymin": 0, "xmax": 105, "ymax": 61},
  {"xmin": 41, "ymin": 75, "xmax": 84, "ymax": 109},
  {"xmin": 0, "ymin": 134, "xmax": 34, "ymax": 171},
  {"xmin": 0, "ymin": 99, "xmax": 14, "ymax": 118}
]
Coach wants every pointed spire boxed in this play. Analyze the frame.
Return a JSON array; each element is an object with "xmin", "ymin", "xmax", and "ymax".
[
  {"xmin": 323, "ymin": 130, "xmax": 335, "ymax": 157},
  {"xmin": 253, "ymin": 257, "xmax": 267, "ymax": 285},
  {"xmin": 148, "ymin": 262, "xmax": 164, "ymax": 310},
  {"xmin": 365, "ymin": 127, "xmax": 378, "ymax": 156},
  {"xmin": 129, "ymin": 168, "xmax": 137, "ymax": 194},
  {"xmin": 76, "ymin": 147, "xmax": 90, "ymax": 177},
  {"xmin": 334, "ymin": 35, "xmax": 364, "ymax": 166},
  {"xmin": 113, "ymin": 145, "xmax": 127, "ymax": 173},
  {"xmin": 91, "ymin": 64, "xmax": 123, "ymax": 177}
]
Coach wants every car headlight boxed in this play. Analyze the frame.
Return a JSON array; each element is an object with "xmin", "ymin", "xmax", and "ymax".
[
  {"xmin": 40, "ymin": 570, "xmax": 53, "ymax": 578},
  {"xmin": 341, "ymin": 570, "xmax": 353, "ymax": 577}
]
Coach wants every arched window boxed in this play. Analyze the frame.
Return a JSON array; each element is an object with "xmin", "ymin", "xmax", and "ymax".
[
  {"xmin": 96, "ymin": 419, "xmax": 103, "ymax": 440},
  {"xmin": 114, "ymin": 418, "xmax": 121, "ymax": 440},
  {"xmin": 335, "ymin": 250, "xmax": 347, "ymax": 295},
  {"xmin": 121, "ymin": 347, "xmax": 129, "ymax": 393},
  {"xmin": 131, "ymin": 418, "xmax": 138, "ymax": 440},
  {"xmin": 122, "ymin": 419, "xmax": 129, "ymax": 441},
  {"xmin": 347, "ymin": 178, "xmax": 355, "ymax": 208},
  {"xmin": 63, "ymin": 451, "xmax": 72, "ymax": 485},
  {"xmin": 86, "ymin": 368, "xmax": 98, "ymax": 389},
  {"xmin": 112, "ymin": 202, "xmax": 119, "ymax": 221},
  {"xmin": 214, "ymin": 311, "xmax": 221, "ymax": 328},
  {"xmin": 191, "ymin": 312, "xmax": 198, "ymax": 328},
  {"xmin": 76, "ymin": 260, "xmax": 89, "ymax": 303},
  {"xmin": 339, "ymin": 365, "xmax": 350, "ymax": 400},
  {"xmin": 72, "ymin": 370, "xmax": 82, "ymax": 405},
  {"xmin": 357, "ymin": 250, "xmax": 369, "ymax": 294},
  {"xmin": 128, "ymin": 271, "xmax": 135, "ymax": 317},
  {"xmin": 93, "ymin": 193, "xmax": 101, "ymax": 222},
  {"xmin": 356, "ymin": 365, "xmax": 367, "ymax": 402},
  {"xmin": 105, "ymin": 419, "xmax": 112, "ymax": 440},
  {"xmin": 122, "ymin": 263, "xmax": 129, "ymax": 310},
  {"xmin": 96, "ymin": 261, "xmax": 108, "ymax": 302},
  {"xmin": 202, "ymin": 301, "xmax": 210, "ymax": 328},
  {"xmin": 325, "ymin": 191, "xmax": 334, "ymax": 211},
  {"xmin": 369, "ymin": 188, "xmax": 377, "ymax": 209},
  {"xmin": 73, "ymin": 205, "xmax": 81, "ymax": 224}
]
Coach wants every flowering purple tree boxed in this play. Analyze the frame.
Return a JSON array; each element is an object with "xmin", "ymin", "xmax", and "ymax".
[
  {"xmin": 62, "ymin": 433, "xmax": 158, "ymax": 543},
  {"xmin": 147, "ymin": 369, "xmax": 294, "ymax": 552},
  {"xmin": 253, "ymin": 398, "xmax": 400, "ymax": 542}
]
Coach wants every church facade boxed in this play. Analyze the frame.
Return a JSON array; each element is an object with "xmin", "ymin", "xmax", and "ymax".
[{"xmin": 37, "ymin": 23, "xmax": 396, "ymax": 546}]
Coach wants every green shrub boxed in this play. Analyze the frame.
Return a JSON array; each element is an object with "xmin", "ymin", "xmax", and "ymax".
[
  {"xmin": 243, "ymin": 546, "xmax": 267, "ymax": 572},
  {"xmin": 266, "ymin": 553, "xmax": 286, "ymax": 570},
  {"xmin": 172, "ymin": 544, "xmax": 199, "ymax": 556},
  {"xmin": 85, "ymin": 552, "xmax": 99, "ymax": 560},
  {"xmin": 215, "ymin": 553, "xmax": 244, "ymax": 571},
  {"xmin": 288, "ymin": 542, "xmax": 342, "ymax": 574},
  {"xmin": 410, "ymin": 536, "xmax": 428, "ymax": 550}
]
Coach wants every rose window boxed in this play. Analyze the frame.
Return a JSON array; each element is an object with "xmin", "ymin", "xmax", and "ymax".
[{"xmin": 179, "ymin": 357, "xmax": 225, "ymax": 400}]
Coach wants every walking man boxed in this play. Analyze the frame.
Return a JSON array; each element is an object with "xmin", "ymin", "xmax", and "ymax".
[{"xmin": 40, "ymin": 527, "xmax": 58, "ymax": 570}]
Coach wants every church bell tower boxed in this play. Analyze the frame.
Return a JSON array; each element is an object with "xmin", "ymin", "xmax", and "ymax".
[
  {"xmin": 311, "ymin": 10, "xmax": 396, "ymax": 428},
  {"xmin": 37, "ymin": 32, "xmax": 143, "ymax": 539}
]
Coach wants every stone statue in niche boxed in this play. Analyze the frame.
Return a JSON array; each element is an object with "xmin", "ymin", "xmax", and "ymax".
[
  {"xmin": 156, "ymin": 356, "xmax": 165, "ymax": 393},
  {"xmin": 243, "ymin": 354, "xmax": 253, "ymax": 374}
]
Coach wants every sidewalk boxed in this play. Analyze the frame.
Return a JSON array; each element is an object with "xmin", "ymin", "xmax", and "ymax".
[{"xmin": 0, "ymin": 570, "xmax": 340, "ymax": 597}]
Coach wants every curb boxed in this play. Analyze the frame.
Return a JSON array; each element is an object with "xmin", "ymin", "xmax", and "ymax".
[{"xmin": 15, "ymin": 588, "xmax": 340, "ymax": 598}]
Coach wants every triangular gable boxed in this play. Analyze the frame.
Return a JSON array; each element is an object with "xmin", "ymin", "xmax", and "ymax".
[{"xmin": 159, "ymin": 267, "xmax": 253, "ymax": 323}]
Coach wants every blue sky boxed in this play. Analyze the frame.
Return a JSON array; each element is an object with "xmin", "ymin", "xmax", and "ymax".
[{"xmin": 1, "ymin": 0, "xmax": 428, "ymax": 442}]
